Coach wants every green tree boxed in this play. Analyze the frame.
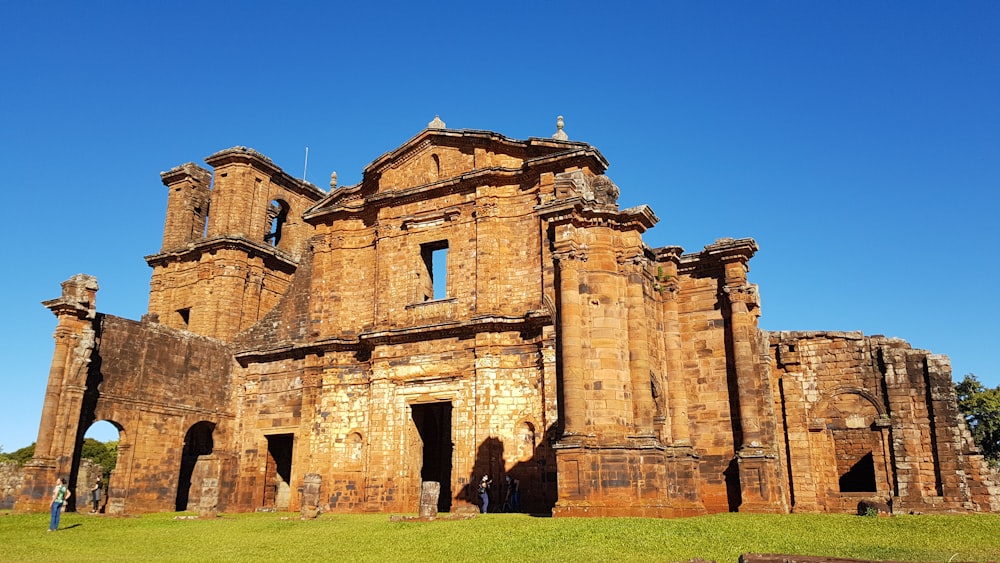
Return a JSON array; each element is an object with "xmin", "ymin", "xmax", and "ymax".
[
  {"xmin": 81, "ymin": 438, "xmax": 118, "ymax": 479},
  {"xmin": 0, "ymin": 443, "xmax": 36, "ymax": 465},
  {"xmin": 955, "ymin": 374, "xmax": 1000, "ymax": 466}
]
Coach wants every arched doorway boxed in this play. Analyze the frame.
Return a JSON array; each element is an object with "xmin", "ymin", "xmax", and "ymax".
[
  {"xmin": 176, "ymin": 421, "xmax": 215, "ymax": 511},
  {"xmin": 79, "ymin": 420, "xmax": 122, "ymax": 514}
]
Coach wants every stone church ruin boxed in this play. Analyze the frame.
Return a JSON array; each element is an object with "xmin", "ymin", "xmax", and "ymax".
[{"xmin": 18, "ymin": 118, "xmax": 999, "ymax": 517}]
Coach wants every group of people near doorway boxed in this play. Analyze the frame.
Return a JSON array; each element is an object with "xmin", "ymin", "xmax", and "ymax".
[
  {"xmin": 47, "ymin": 476, "xmax": 104, "ymax": 531},
  {"xmin": 477, "ymin": 474, "xmax": 519, "ymax": 514}
]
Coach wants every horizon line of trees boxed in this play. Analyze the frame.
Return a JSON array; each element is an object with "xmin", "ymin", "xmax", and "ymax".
[{"xmin": 0, "ymin": 438, "xmax": 118, "ymax": 480}]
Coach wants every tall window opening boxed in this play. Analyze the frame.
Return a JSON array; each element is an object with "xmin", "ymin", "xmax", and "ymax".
[
  {"xmin": 177, "ymin": 308, "xmax": 190, "ymax": 328},
  {"xmin": 265, "ymin": 199, "xmax": 289, "ymax": 247},
  {"xmin": 420, "ymin": 240, "xmax": 449, "ymax": 301},
  {"xmin": 200, "ymin": 201, "xmax": 210, "ymax": 238}
]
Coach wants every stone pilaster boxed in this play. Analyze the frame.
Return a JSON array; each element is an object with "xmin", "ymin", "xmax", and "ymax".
[
  {"xmin": 655, "ymin": 246, "xmax": 691, "ymax": 446},
  {"xmin": 553, "ymin": 246, "xmax": 587, "ymax": 438},
  {"xmin": 709, "ymin": 239, "xmax": 784, "ymax": 513},
  {"xmin": 621, "ymin": 251, "xmax": 655, "ymax": 437},
  {"xmin": 18, "ymin": 275, "xmax": 98, "ymax": 513}
]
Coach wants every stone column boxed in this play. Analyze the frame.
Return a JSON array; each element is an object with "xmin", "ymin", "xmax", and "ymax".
[
  {"xmin": 622, "ymin": 252, "xmax": 655, "ymax": 437},
  {"xmin": 723, "ymin": 280, "xmax": 763, "ymax": 447},
  {"xmin": 554, "ymin": 248, "xmax": 587, "ymax": 437},
  {"xmin": 656, "ymin": 247, "xmax": 691, "ymax": 446},
  {"xmin": 18, "ymin": 275, "xmax": 98, "ymax": 513},
  {"xmin": 712, "ymin": 239, "xmax": 784, "ymax": 513},
  {"xmin": 34, "ymin": 324, "xmax": 73, "ymax": 460}
]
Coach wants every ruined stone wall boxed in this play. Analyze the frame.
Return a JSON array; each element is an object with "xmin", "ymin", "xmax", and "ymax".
[
  {"xmin": 771, "ymin": 331, "xmax": 1000, "ymax": 514},
  {"xmin": 674, "ymin": 265, "xmax": 738, "ymax": 512},
  {"xmin": 86, "ymin": 316, "xmax": 235, "ymax": 513},
  {"xmin": 3, "ymin": 460, "xmax": 103, "ymax": 512},
  {"xmin": 0, "ymin": 462, "xmax": 23, "ymax": 510},
  {"xmin": 147, "ymin": 243, "xmax": 298, "ymax": 339}
]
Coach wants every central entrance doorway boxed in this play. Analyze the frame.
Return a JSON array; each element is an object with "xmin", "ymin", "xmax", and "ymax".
[
  {"xmin": 411, "ymin": 402, "xmax": 453, "ymax": 512},
  {"xmin": 264, "ymin": 434, "xmax": 294, "ymax": 510}
]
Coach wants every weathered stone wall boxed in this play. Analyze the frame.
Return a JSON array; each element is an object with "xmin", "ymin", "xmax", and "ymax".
[
  {"xmin": 771, "ymin": 331, "xmax": 1000, "ymax": 514},
  {"xmin": 0, "ymin": 462, "xmax": 23, "ymax": 510},
  {"xmin": 91, "ymin": 316, "xmax": 236, "ymax": 513},
  {"xmin": 228, "ymin": 132, "xmax": 564, "ymax": 513},
  {"xmin": 4, "ymin": 459, "xmax": 103, "ymax": 511}
]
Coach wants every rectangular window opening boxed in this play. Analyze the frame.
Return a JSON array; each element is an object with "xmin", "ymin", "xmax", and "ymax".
[
  {"xmin": 177, "ymin": 308, "xmax": 190, "ymax": 327},
  {"xmin": 420, "ymin": 240, "xmax": 449, "ymax": 301}
]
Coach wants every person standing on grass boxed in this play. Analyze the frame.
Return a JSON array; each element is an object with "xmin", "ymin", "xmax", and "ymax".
[
  {"xmin": 90, "ymin": 477, "xmax": 102, "ymax": 513},
  {"xmin": 48, "ymin": 477, "xmax": 71, "ymax": 532},
  {"xmin": 504, "ymin": 475, "xmax": 520, "ymax": 512},
  {"xmin": 478, "ymin": 474, "xmax": 492, "ymax": 514}
]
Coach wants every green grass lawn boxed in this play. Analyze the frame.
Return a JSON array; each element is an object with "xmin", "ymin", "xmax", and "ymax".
[{"xmin": 1, "ymin": 510, "xmax": 998, "ymax": 562}]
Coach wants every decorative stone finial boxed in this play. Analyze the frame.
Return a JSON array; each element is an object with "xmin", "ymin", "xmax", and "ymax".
[
  {"xmin": 428, "ymin": 115, "xmax": 446, "ymax": 129},
  {"xmin": 329, "ymin": 171, "xmax": 338, "ymax": 189},
  {"xmin": 552, "ymin": 115, "xmax": 568, "ymax": 140}
]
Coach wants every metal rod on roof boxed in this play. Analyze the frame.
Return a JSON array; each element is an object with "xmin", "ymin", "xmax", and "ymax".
[{"xmin": 303, "ymin": 147, "xmax": 309, "ymax": 182}]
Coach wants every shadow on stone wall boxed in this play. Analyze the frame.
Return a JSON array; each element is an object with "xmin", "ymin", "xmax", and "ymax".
[{"xmin": 463, "ymin": 425, "xmax": 559, "ymax": 515}]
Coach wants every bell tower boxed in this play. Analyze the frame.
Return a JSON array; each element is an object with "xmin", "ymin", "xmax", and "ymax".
[{"xmin": 145, "ymin": 147, "xmax": 325, "ymax": 341}]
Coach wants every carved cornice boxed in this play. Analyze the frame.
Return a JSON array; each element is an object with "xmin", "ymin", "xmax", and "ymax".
[
  {"xmin": 234, "ymin": 311, "xmax": 553, "ymax": 365},
  {"xmin": 400, "ymin": 207, "xmax": 462, "ymax": 230},
  {"xmin": 678, "ymin": 237, "xmax": 758, "ymax": 276},
  {"xmin": 703, "ymin": 237, "xmax": 758, "ymax": 264},
  {"xmin": 145, "ymin": 235, "xmax": 299, "ymax": 274},
  {"xmin": 552, "ymin": 241, "xmax": 589, "ymax": 264},
  {"xmin": 160, "ymin": 162, "xmax": 211, "ymax": 187},
  {"xmin": 536, "ymin": 197, "xmax": 659, "ymax": 233},
  {"xmin": 653, "ymin": 245, "xmax": 684, "ymax": 264},
  {"xmin": 42, "ymin": 274, "xmax": 99, "ymax": 320}
]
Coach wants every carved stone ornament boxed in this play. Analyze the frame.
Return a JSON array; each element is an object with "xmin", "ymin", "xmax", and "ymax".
[
  {"xmin": 553, "ymin": 247, "xmax": 588, "ymax": 263},
  {"xmin": 552, "ymin": 115, "xmax": 568, "ymax": 140},
  {"xmin": 723, "ymin": 284, "xmax": 758, "ymax": 307}
]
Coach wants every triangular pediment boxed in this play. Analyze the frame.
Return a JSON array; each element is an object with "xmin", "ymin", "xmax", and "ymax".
[{"xmin": 304, "ymin": 127, "xmax": 607, "ymax": 221}]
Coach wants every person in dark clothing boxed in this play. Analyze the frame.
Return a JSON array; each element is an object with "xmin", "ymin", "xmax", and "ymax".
[
  {"xmin": 478, "ymin": 475, "xmax": 492, "ymax": 513},
  {"xmin": 90, "ymin": 478, "xmax": 103, "ymax": 513}
]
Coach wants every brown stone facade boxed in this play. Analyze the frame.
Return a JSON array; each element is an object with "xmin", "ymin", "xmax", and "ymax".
[{"xmin": 18, "ymin": 126, "xmax": 1000, "ymax": 517}]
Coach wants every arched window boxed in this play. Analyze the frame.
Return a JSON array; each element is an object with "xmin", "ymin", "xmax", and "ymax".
[
  {"xmin": 516, "ymin": 421, "xmax": 536, "ymax": 461},
  {"xmin": 265, "ymin": 199, "xmax": 289, "ymax": 247},
  {"xmin": 347, "ymin": 432, "xmax": 363, "ymax": 464}
]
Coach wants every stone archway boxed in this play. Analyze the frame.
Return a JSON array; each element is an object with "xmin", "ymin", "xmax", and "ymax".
[
  {"xmin": 176, "ymin": 421, "xmax": 215, "ymax": 511},
  {"xmin": 808, "ymin": 389, "xmax": 892, "ymax": 512}
]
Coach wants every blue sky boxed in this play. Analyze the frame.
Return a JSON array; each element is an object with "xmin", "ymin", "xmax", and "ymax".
[{"xmin": 1, "ymin": 1, "xmax": 997, "ymax": 451}]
